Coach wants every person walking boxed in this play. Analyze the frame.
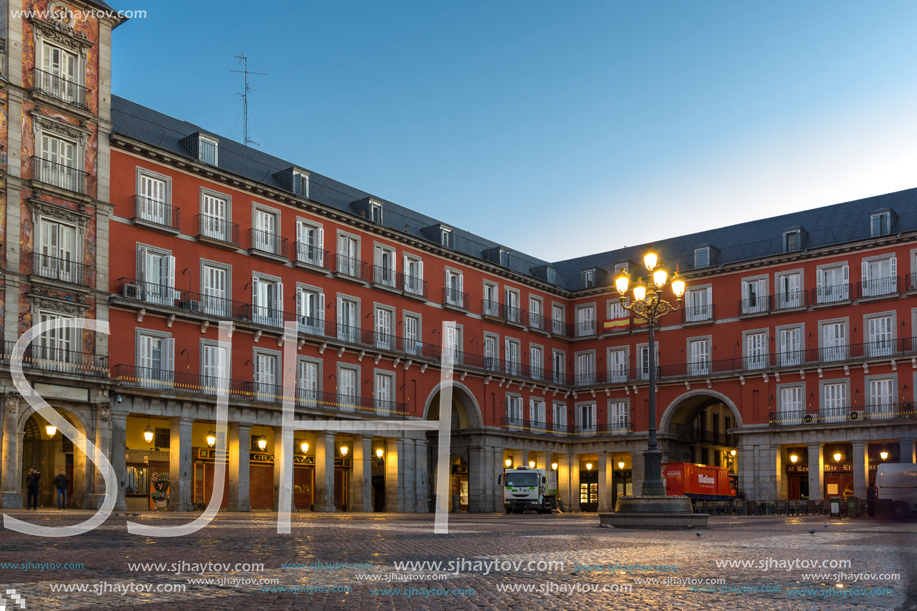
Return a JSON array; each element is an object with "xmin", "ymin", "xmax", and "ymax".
[
  {"xmin": 866, "ymin": 482, "xmax": 878, "ymax": 517},
  {"xmin": 54, "ymin": 470, "xmax": 69, "ymax": 509},
  {"xmin": 26, "ymin": 466, "xmax": 41, "ymax": 510}
]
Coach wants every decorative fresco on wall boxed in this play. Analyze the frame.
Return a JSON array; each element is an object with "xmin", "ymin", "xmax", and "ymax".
[{"xmin": 21, "ymin": 0, "xmax": 101, "ymax": 116}]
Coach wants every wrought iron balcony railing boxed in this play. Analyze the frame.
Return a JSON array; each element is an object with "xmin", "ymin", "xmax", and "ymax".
[
  {"xmin": 249, "ymin": 228, "xmax": 289, "ymax": 259},
  {"xmin": 294, "ymin": 242, "xmax": 329, "ymax": 269},
  {"xmin": 33, "ymin": 68, "xmax": 90, "ymax": 109},
  {"xmin": 31, "ymin": 156, "xmax": 91, "ymax": 195},
  {"xmin": 31, "ymin": 252, "xmax": 91, "ymax": 287},
  {"xmin": 196, "ymin": 214, "xmax": 240, "ymax": 246},
  {"xmin": 132, "ymin": 196, "xmax": 180, "ymax": 231},
  {"xmin": 3, "ymin": 341, "xmax": 108, "ymax": 376}
]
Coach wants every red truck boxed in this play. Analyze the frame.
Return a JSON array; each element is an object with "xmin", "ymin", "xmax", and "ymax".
[{"xmin": 662, "ymin": 463, "xmax": 737, "ymax": 501}]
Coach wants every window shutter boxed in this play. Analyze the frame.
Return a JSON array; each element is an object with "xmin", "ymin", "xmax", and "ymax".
[
  {"xmin": 685, "ymin": 289, "xmax": 694, "ymax": 310},
  {"xmin": 861, "ymin": 261, "xmax": 869, "ymax": 282},
  {"xmin": 842, "ymin": 265, "xmax": 849, "ymax": 282},
  {"xmin": 318, "ymin": 293, "xmax": 325, "ymax": 321},
  {"xmin": 741, "ymin": 281, "xmax": 748, "ymax": 302},
  {"xmin": 706, "ymin": 287, "xmax": 712, "ymax": 311},
  {"xmin": 336, "ymin": 297, "xmax": 343, "ymax": 327},
  {"xmin": 816, "ymin": 269, "xmax": 825, "ymax": 289},
  {"xmin": 138, "ymin": 246, "xmax": 148, "ymax": 282},
  {"xmin": 165, "ymin": 338, "xmax": 174, "ymax": 379},
  {"xmin": 296, "ymin": 287, "xmax": 304, "ymax": 317},
  {"xmin": 277, "ymin": 283, "xmax": 284, "ymax": 314},
  {"xmin": 417, "ymin": 259, "xmax": 423, "ymax": 280},
  {"xmin": 758, "ymin": 278, "xmax": 767, "ymax": 297},
  {"xmin": 252, "ymin": 276, "xmax": 259, "ymax": 307},
  {"xmin": 167, "ymin": 256, "xmax": 177, "ymax": 299},
  {"xmin": 890, "ymin": 256, "xmax": 897, "ymax": 276}
]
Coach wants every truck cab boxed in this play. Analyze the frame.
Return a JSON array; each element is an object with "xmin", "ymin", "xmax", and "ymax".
[{"xmin": 499, "ymin": 467, "xmax": 557, "ymax": 514}]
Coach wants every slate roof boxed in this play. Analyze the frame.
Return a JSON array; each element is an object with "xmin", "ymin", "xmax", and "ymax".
[
  {"xmin": 551, "ymin": 188, "xmax": 917, "ymax": 284},
  {"xmin": 111, "ymin": 96, "xmax": 552, "ymax": 281},
  {"xmin": 111, "ymin": 95, "xmax": 917, "ymax": 292}
]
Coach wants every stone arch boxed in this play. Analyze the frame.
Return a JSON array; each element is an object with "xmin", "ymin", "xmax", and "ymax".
[
  {"xmin": 422, "ymin": 381, "xmax": 484, "ymax": 430},
  {"xmin": 659, "ymin": 389, "xmax": 743, "ymax": 434}
]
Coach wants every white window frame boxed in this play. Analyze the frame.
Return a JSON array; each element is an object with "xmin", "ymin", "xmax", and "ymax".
[
  {"xmin": 504, "ymin": 337, "xmax": 521, "ymax": 376},
  {"xmin": 297, "ymin": 356, "xmax": 321, "ymax": 407},
  {"xmin": 199, "ymin": 135, "xmax": 219, "ymax": 165},
  {"xmin": 607, "ymin": 346, "xmax": 628, "ymax": 384},
  {"xmin": 743, "ymin": 330, "xmax": 768, "ymax": 371},
  {"xmin": 136, "ymin": 329, "xmax": 173, "ymax": 389},
  {"xmin": 253, "ymin": 347, "xmax": 281, "ymax": 402},
  {"xmin": 336, "ymin": 294, "xmax": 360, "ymax": 343},
  {"xmin": 252, "ymin": 203, "xmax": 281, "ymax": 254},
  {"xmin": 528, "ymin": 295, "xmax": 544, "ymax": 329},
  {"xmin": 865, "ymin": 374, "xmax": 896, "ymax": 417},
  {"xmin": 252, "ymin": 272, "xmax": 284, "ymax": 328},
  {"xmin": 819, "ymin": 378, "xmax": 849, "ymax": 422},
  {"xmin": 506, "ymin": 393, "xmax": 524, "ymax": 425},
  {"xmin": 484, "ymin": 332, "xmax": 499, "ymax": 372},
  {"xmin": 684, "ymin": 285, "xmax": 713, "ymax": 322},
  {"xmin": 575, "ymin": 303, "xmax": 596, "ymax": 337},
  {"xmin": 608, "ymin": 399, "xmax": 630, "ymax": 433},
  {"xmin": 445, "ymin": 267, "xmax": 464, "ymax": 307},
  {"xmin": 374, "ymin": 304, "xmax": 396, "ymax": 351},
  {"xmin": 336, "ymin": 231, "xmax": 362, "ymax": 278},
  {"xmin": 694, "ymin": 246, "xmax": 711, "ymax": 268},
  {"xmin": 200, "ymin": 339, "xmax": 230, "ymax": 395},
  {"xmin": 741, "ymin": 275, "xmax": 768, "ymax": 314},
  {"xmin": 776, "ymin": 323, "xmax": 804, "ymax": 367},
  {"xmin": 135, "ymin": 167, "xmax": 172, "ymax": 226},
  {"xmin": 529, "ymin": 344, "xmax": 544, "ymax": 380},
  {"xmin": 296, "ymin": 283, "xmax": 325, "ymax": 336},
  {"xmin": 337, "ymin": 364, "xmax": 360, "ymax": 413},
  {"xmin": 870, "ymin": 211, "xmax": 892, "ymax": 237},
  {"xmin": 403, "ymin": 253, "xmax": 424, "ymax": 296},
  {"xmin": 505, "ymin": 287, "xmax": 521, "ymax": 323},
  {"xmin": 137, "ymin": 243, "xmax": 177, "ymax": 306},
  {"xmin": 403, "ymin": 311, "xmax": 423, "ymax": 357},
  {"xmin": 552, "ymin": 349, "xmax": 566, "ymax": 384},
  {"xmin": 551, "ymin": 302, "xmax": 565, "ymax": 335},
  {"xmin": 483, "ymin": 281, "xmax": 499, "ymax": 317},
  {"xmin": 552, "ymin": 401, "xmax": 567, "ymax": 433},
  {"xmin": 774, "ymin": 269, "xmax": 804, "ymax": 310},
  {"xmin": 818, "ymin": 317, "xmax": 849, "ymax": 363},
  {"xmin": 576, "ymin": 401, "xmax": 597, "ymax": 433},
  {"xmin": 583, "ymin": 269, "xmax": 596, "ymax": 288},
  {"xmin": 575, "ymin": 350, "xmax": 596, "ymax": 386},
  {"xmin": 200, "ymin": 188, "xmax": 231, "ymax": 242},
  {"xmin": 529, "ymin": 397, "xmax": 546, "ymax": 426},
  {"xmin": 374, "ymin": 370, "xmax": 396, "ymax": 412},
  {"xmin": 861, "ymin": 253, "xmax": 898, "ymax": 298},
  {"xmin": 373, "ymin": 242, "xmax": 397, "ymax": 287},
  {"xmin": 200, "ymin": 259, "xmax": 231, "ymax": 317},
  {"xmin": 815, "ymin": 262, "xmax": 850, "ymax": 304},
  {"xmin": 687, "ymin": 337, "xmax": 711, "ymax": 377},
  {"xmin": 776, "ymin": 382, "xmax": 805, "ymax": 424},
  {"xmin": 864, "ymin": 311, "xmax": 895, "ymax": 358},
  {"xmin": 296, "ymin": 218, "xmax": 325, "ymax": 267}
]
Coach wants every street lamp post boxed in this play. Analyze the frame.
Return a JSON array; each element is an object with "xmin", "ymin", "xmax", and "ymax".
[{"xmin": 615, "ymin": 252, "xmax": 685, "ymax": 497}]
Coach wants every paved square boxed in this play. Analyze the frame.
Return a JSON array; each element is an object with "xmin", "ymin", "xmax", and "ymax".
[{"xmin": 0, "ymin": 511, "xmax": 914, "ymax": 610}]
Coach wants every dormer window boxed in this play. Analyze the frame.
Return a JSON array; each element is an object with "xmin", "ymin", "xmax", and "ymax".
[
  {"xmin": 199, "ymin": 135, "xmax": 218, "ymax": 165},
  {"xmin": 783, "ymin": 229, "xmax": 802, "ymax": 253},
  {"xmin": 293, "ymin": 170, "xmax": 309, "ymax": 198},
  {"xmin": 583, "ymin": 269, "xmax": 596, "ymax": 288},
  {"xmin": 370, "ymin": 200, "xmax": 383, "ymax": 224},
  {"xmin": 694, "ymin": 246, "xmax": 710, "ymax": 268},
  {"xmin": 614, "ymin": 262, "xmax": 628, "ymax": 276},
  {"xmin": 441, "ymin": 227, "xmax": 453, "ymax": 249},
  {"xmin": 870, "ymin": 211, "xmax": 891, "ymax": 237},
  {"xmin": 546, "ymin": 267, "xmax": 557, "ymax": 284}
]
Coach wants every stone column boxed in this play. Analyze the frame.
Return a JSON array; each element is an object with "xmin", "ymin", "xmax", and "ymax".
[
  {"xmin": 467, "ymin": 445, "xmax": 487, "ymax": 512},
  {"xmin": 852, "ymin": 441, "xmax": 868, "ymax": 498},
  {"xmin": 490, "ymin": 447, "xmax": 503, "ymax": 512},
  {"xmin": 807, "ymin": 444, "xmax": 824, "ymax": 501},
  {"xmin": 557, "ymin": 453, "xmax": 572, "ymax": 511},
  {"xmin": 272, "ymin": 425, "xmax": 294, "ymax": 512},
  {"xmin": 110, "ymin": 411, "xmax": 128, "ymax": 511},
  {"xmin": 755, "ymin": 444, "xmax": 780, "ymax": 501},
  {"xmin": 0, "ymin": 396, "xmax": 23, "ymax": 508},
  {"xmin": 402, "ymin": 438, "xmax": 416, "ymax": 512},
  {"xmin": 598, "ymin": 453, "xmax": 613, "ymax": 512},
  {"xmin": 314, "ymin": 431, "xmax": 336, "ymax": 512},
  {"xmin": 352, "ymin": 435, "xmax": 372, "ymax": 512},
  {"xmin": 415, "ymin": 439, "xmax": 429, "ymax": 512},
  {"xmin": 385, "ymin": 437, "xmax": 403, "ymax": 513},
  {"xmin": 899, "ymin": 437, "xmax": 916, "ymax": 463},
  {"xmin": 89, "ymin": 406, "xmax": 114, "ymax": 509},
  {"xmin": 227, "ymin": 423, "xmax": 251, "ymax": 512},
  {"xmin": 168, "ymin": 418, "xmax": 194, "ymax": 512},
  {"xmin": 570, "ymin": 456, "xmax": 581, "ymax": 512}
]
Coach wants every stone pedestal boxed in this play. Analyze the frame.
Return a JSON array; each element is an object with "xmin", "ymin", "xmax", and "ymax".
[{"xmin": 599, "ymin": 496, "xmax": 709, "ymax": 530}]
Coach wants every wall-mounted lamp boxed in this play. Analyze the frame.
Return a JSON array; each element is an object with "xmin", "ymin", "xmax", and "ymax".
[
  {"xmin": 206, "ymin": 430, "xmax": 216, "ymax": 448},
  {"xmin": 617, "ymin": 461, "xmax": 625, "ymax": 469},
  {"xmin": 790, "ymin": 454, "xmax": 799, "ymax": 464},
  {"xmin": 45, "ymin": 423, "xmax": 57, "ymax": 438},
  {"xmin": 551, "ymin": 462, "xmax": 558, "ymax": 470},
  {"xmin": 376, "ymin": 448, "xmax": 384, "ymax": 459},
  {"xmin": 730, "ymin": 449, "xmax": 737, "ymax": 457},
  {"xmin": 505, "ymin": 458, "xmax": 513, "ymax": 468},
  {"xmin": 528, "ymin": 460, "xmax": 535, "ymax": 468},
  {"xmin": 301, "ymin": 440, "xmax": 309, "ymax": 454},
  {"xmin": 585, "ymin": 462, "xmax": 593, "ymax": 471},
  {"xmin": 833, "ymin": 452, "xmax": 842, "ymax": 463},
  {"xmin": 340, "ymin": 445, "xmax": 349, "ymax": 457},
  {"xmin": 880, "ymin": 450, "xmax": 889, "ymax": 461}
]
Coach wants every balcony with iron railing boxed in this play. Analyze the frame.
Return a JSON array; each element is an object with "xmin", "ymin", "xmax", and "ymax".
[
  {"xmin": 481, "ymin": 300, "xmax": 526, "ymax": 326},
  {"xmin": 739, "ymin": 295, "xmax": 770, "ymax": 316},
  {"xmin": 769, "ymin": 402, "xmax": 917, "ymax": 427},
  {"xmin": 132, "ymin": 196, "xmax": 180, "ymax": 233},
  {"xmin": 333, "ymin": 255, "xmax": 369, "ymax": 283},
  {"xmin": 2, "ymin": 341, "xmax": 108, "ymax": 376},
  {"xmin": 249, "ymin": 228, "xmax": 289, "ymax": 260},
  {"xmin": 443, "ymin": 287, "xmax": 469, "ymax": 311},
  {"xmin": 294, "ymin": 242, "xmax": 329, "ymax": 270},
  {"xmin": 813, "ymin": 283, "xmax": 851, "ymax": 305},
  {"xmin": 196, "ymin": 214, "xmax": 240, "ymax": 247},
  {"xmin": 116, "ymin": 277, "xmax": 250, "ymax": 320},
  {"xmin": 499, "ymin": 418, "xmax": 631, "ymax": 437},
  {"xmin": 31, "ymin": 156, "xmax": 92, "ymax": 195},
  {"xmin": 112, "ymin": 365, "xmax": 408, "ymax": 418},
  {"xmin": 683, "ymin": 303, "xmax": 715, "ymax": 324},
  {"xmin": 574, "ymin": 319, "xmax": 597, "ymax": 338},
  {"xmin": 858, "ymin": 276, "xmax": 899, "ymax": 299},
  {"xmin": 401, "ymin": 273, "xmax": 428, "ymax": 299},
  {"xmin": 32, "ymin": 68, "xmax": 90, "ymax": 110},
  {"xmin": 371, "ymin": 265, "xmax": 399, "ymax": 291},
  {"xmin": 31, "ymin": 252, "xmax": 91, "ymax": 287},
  {"xmin": 773, "ymin": 290, "xmax": 808, "ymax": 311},
  {"xmin": 528, "ymin": 311, "xmax": 549, "ymax": 333}
]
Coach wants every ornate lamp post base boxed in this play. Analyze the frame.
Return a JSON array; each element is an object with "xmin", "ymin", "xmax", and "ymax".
[{"xmin": 641, "ymin": 448, "xmax": 666, "ymax": 497}]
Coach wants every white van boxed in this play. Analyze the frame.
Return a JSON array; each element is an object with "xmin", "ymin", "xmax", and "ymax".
[{"xmin": 875, "ymin": 463, "xmax": 917, "ymax": 518}]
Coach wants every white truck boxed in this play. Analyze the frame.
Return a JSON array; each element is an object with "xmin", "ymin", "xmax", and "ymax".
[
  {"xmin": 498, "ymin": 467, "xmax": 557, "ymax": 514},
  {"xmin": 876, "ymin": 463, "xmax": 917, "ymax": 518}
]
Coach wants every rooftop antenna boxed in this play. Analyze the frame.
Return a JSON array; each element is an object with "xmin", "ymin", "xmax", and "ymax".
[{"xmin": 231, "ymin": 52, "xmax": 267, "ymax": 147}]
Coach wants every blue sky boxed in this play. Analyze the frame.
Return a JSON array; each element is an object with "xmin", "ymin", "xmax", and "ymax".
[{"xmin": 112, "ymin": 1, "xmax": 917, "ymax": 263}]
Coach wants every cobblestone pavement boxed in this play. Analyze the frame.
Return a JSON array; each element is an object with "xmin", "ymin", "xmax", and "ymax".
[{"xmin": 0, "ymin": 509, "xmax": 914, "ymax": 610}]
